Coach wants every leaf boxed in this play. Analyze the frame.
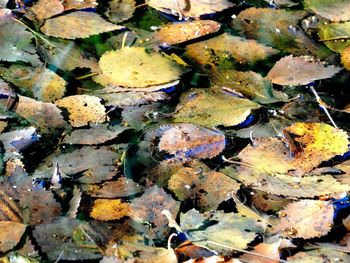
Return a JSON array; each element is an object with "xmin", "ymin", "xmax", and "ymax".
[
  {"xmin": 105, "ymin": 0, "xmax": 135, "ymax": 23},
  {"xmin": 304, "ymin": 0, "xmax": 350, "ymax": 22},
  {"xmin": 0, "ymin": 65, "xmax": 66, "ymax": 102},
  {"xmin": 0, "ymin": 221, "xmax": 26, "ymax": 253},
  {"xmin": 181, "ymin": 210, "xmax": 265, "ymax": 253},
  {"xmin": 274, "ymin": 200, "xmax": 334, "ymax": 238},
  {"xmin": 15, "ymin": 95, "xmax": 68, "ymax": 131},
  {"xmin": 130, "ymin": 185, "xmax": 180, "ymax": 240},
  {"xmin": 90, "ymin": 199, "xmax": 130, "ymax": 221},
  {"xmin": 267, "ymin": 55, "xmax": 341, "ymax": 86},
  {"xmin": 154, "ymin": 20, "xmax": 221, "ymax": 46},
  {"xmin": 168, "ymin": 167, "xmax": 240, "ymax": 211},
  {"xmin": 239, "ymin": 241, "xmax": 282, "ymax": 263},
  {"xmin": 157, "ymin": 124, "xmax": 226, "ymax": 160},
  {"xmin": 288, "ymin": 247, "xmax": 350, "ymax": 262},
  {"xmin": 40, "ymin": 11, "xmax": 124, "ymax": 39},
  {"xmin": 67, "ymin": 186, "xmax": 82, "ymax": 219},
  {"xmin": 55, "ymin": 95, "xmax": 106, "ymax": 127},
  {"xmin": 212, "ymin": 70, "xmax": 288, "ymax": 104},
  {"xmin": 341, "ymin": 46, "xmax": 350, "ymax": 70},
  {"xmin": 147, "ymin": 0, "xmax": 234, "ymax": 18},
  {"xmin": 318, "ymin": 22, "xmax": 350, "ymax": 53},
  {"xmin": 62, "ymin": 124, "xmax": 130, "ymax": 145},
  {"xmin": 63, "ymin": 0, "xmax": 98, "ymax": 10},
  {"xmin": 94, "ymin": 47, "xmax": 184, "ymax": 89},
  {"xmin": 173, "ymin": 88, "xmax": 260, "ymax": 128},
  {"xmin": 33, "ymin": 217, "xmax": 102, "ymax": 261},
  {"xmin": 186, "ymin": 33, "xmax": 279, "ymax": 67},
  {"xmin": 27, "ymin": 0, "xmax": 64, "ymax": 21},
  {"xmin": 0, "ymin": 10, "xmax": 41, "ymax": 65}
]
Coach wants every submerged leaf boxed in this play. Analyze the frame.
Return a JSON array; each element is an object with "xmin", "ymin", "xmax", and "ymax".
[
  {"xmin": 27, "ymin": 0, "xmax": 64, "ymax": 21},
  {"xmin": 41, "ymin": 11, "xmax": 123, "ymax": 39},
  {"xmin": 0, "ymin": 221, "xmax": 26, "ymax": 253},
  {"xmin": 288, "ymin": 247, "xmax": 350, "ymax": 262},
  {"xmin": 90, "ymin": 199, "xmax": 130, "ymax": 221},
  {"xmin": 267, "ymin": 55, "xmax": 341, "ymax": 86},
  {"xmin": 105, "ymin": 0, "xmax": 135, "ymax": 23},
  {"xmin": 94, "ymin": 47, "xmax": 184, "ymax": 89},
  {"xmin": 173, "ymin": 88, "xmax": 260, "ymax": 128},
  {"xmin": 304, "ymin": 0, "xmax": 350, "ymax": 22},
  {"xmin": 318, "ymin": 22, "xmax": 350, "ymax": 53}
]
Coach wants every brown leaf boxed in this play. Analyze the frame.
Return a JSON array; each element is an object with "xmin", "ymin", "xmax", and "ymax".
[
  {"xmin": 105, "ymin": 0, "xmax": 135, "ymax": 23},
  {"xmin": 0, "ymin": 221, "xmax": 26, "ymax": 253},
  {"xmin": 90, "ymin": 199, "xmax": 130, "ymax": 221},
  {"xmin": 27, "ymin": 0, "xmax": 64, "ymax": 21},
  {"xmin": 41, "ymin": 11, "xmax": 124, "ymax": 39},
  {"xmin": 63, "ymin": 0, "xmax": 98, "ymax": 10}
]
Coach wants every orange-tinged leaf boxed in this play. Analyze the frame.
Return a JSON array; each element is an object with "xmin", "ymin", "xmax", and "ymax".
[
  {"xmin": 0, "ymin": 221, "xmax": 26, "ymax": 253},
  {"xmin": 274, "ymin": 200, "xmax": 334, "ymax": 238},
  {"xmin": 341, "ymin": 46, "xmax": 350, "ymax": 70},
  {"xmin": 240, "ymin": 241, "xmax": 281, "ymax": 263},
  {"xmin": 55, "ymin": 95, "xmax": 106, "ymax": 127},
  {"xmin": 90, "ymin": 199, "xmax": 130, "ymax": 221},
  {"xmin": 27, "ymin": 0, "xmax": 64, "ymax": 21},
  {"xmin": 155, "ymin": 20, "xmax": 221, "ymax": 46},
  {"xmin": 267, "ymin": 55, "xmax": 341, "ymax": 86},
  {"xmin": 40, "ymin": 11, "xmax": 123, "ymax": 39}
]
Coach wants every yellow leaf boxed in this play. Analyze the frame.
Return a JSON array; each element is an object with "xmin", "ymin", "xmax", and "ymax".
[{"xmin": 90, "ymin": 199, "xmax": 130, "ymax": 221}]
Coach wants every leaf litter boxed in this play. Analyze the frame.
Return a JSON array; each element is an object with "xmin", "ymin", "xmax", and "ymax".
[{"xmin": 1, "ymin": 0, "xmax": 350, "ymax": 262}]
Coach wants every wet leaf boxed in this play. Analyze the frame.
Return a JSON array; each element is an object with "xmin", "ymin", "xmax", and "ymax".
[
  {"xmin": 318, "ymin": 22, "xmax": 350, "ymax": 53},
  {"xmin": 55, "ymin": 95, "xmax": 106, "ymax": 127},
  {"xmin": 94, "ymin": 47, "xmax": 184, "ymax": 89},
  {"xmin": 154, "ymin": 20, "xmax": 221, "ymax": 46},
  {"xmin": 288, "ymin": 247, "xmax": 350, "ymax": 262},
  {"xmin": 0, "ymin": 65, "xmax": 66, "ymax": 102},
  {"xmin": 67, "ymin": 186, "xmax": 82, "ymax": 219},
  {"xmin": 90, "ymin": 199, "xmax": 130, "ymax": 221},
  {"xmin": 63, "ymin": 0, "xmax": 98, "ymax": 10},
  {"xmin": 27, "ymin": 0, "xmax": 64, "ymax": 21},
  {"xmin": 0, "ymin": 221, "xmax": 26, "ymax": 253},
  {"xmin": 62, "ymin": 124, "xmax": 129, "ymax": 145},
  {"xmin": 158, "ymin": 123, "xmax": 225, "ymax": 160},
  {"xmin": 147, "ymin": 0, "xmax": 234, "ymax": 18},
  {"xmin": 267, "ymin": 55, "xmax": 341, "ymax": 86},
  {"xmin": 173, "ymin": 88, "xmax": 260, "ymax": 128},
  {"xmin": 130, "ymin": 185, "xmax": 180, "ymax": 240},
  {"xmin": 304, "ymin": 0, "xmax": 350, "ymax": 22},
  {"xmin": 186, "ymin": 33, "xmax": 279, "ymax": 67},
  {"xmin": 41, "ymin": 11, "xmax": 123, "ymax": 39},
  {"xmin": 168, "ymin": 167, "xmax": 240, "ymax": 211},
  {"xmin": 341, "ymin": 46, "xmax": 350, "ymax": 70},
  {"xmin": 240, "ymin": 240, "xmax": 282, "ymax": 263},
  {"xmin": 33, "ymin": 217, "xmax": 102, "ymax": 261},
  {"xmin": 274, "ymin": 200, "xmax": 334, "ymax": 238},
  {"xmin": 105, "ymin": 0, "xmax": 135, "ymax": 23}
]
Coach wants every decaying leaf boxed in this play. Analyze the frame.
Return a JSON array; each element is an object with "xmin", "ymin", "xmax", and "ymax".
[
  {"xmin": 147, "ymin": 0, "xmax": 234, "ymax": 18},
  {"xmin": 240, "ymin": 240, "xmax": 282, "ymax": 263},
  {"xmin": 212, "ymin": 70, "xmax": 288, "ymax": 104},
  {"xmin": 27, "ymin": 0, "xmax": 64, "ymax": 21},
  {"xmin": 157, "ymin": 123, "xmax": 225, "ymax": 160},
  {"xmin": 33, "ymin": 217, "xmax": 102, "ymax": 261},
  {"xmin": 274, "ymin": 200, "xmax": 334, "ymax": 238},
  {"xmin": 186, "ymin": 33, "xmax": 279, "ymax": 67},
  {"xmin": 82, "ymin": 177, "xmax": 143, "ymax": 198},
  {"xmin": 267, "ymin": 55, "xmax": 341, "ymax": 86},
  {"xmin": 288, "ymin": 247, "xmax": 350, "ymax": 262},
  {"xmin": 0, "ymin": 221, "xmax": 26, "ymax": 253},
  {"xmin": 15, "ymin": 95, "xmax": 68, "ymax": 130},
  {"xmin": 304, "ymin": 0, "xmax": 350, "ymax": 22},
  {"xmin": 94, "ymin": 47, "xmax": 184, "ymax": 89},
  {"xmin": 105, "ymin": 0, "xmax": 135, "ymax": 23},
  {"xmin": 62, "ymin": 124, "xmax": 129, "ymax": 145},
  {"xmin": 173, "ymin": 88, "xmax": 260, "ymax": 128},
  {"xmin": 181, "ymin": 210, "xmax": 265, "ymax": 253},
  {"xmin": 67, "ymin": 186, "xmax": 82, "ymax": 219},
  {"xmin": 341, "ymin": 46, "xmax": 350, "ymax": 70},
  {"xmin": 63, "ymin": 0, "xmax": 98, "ymax": 10},
  {"xmin": 90, "ymin": 199, "xmax": 130, "ymax": 221},
  {"xmin": 0, "ymin": 65, "xmax": 66, "ymax": 102},
  {"xmin": 318, "ymin": 22, "xmax": 350, "ymax": 53},
  {"xmin": 41, "ymin": 11, "xmax": 123, "ymax": 39},
  {"xmin": 55, "ymin": 95, "xmax": 106, "ymax": 127},
  {"xmin": 130, "ymin": 185, "xmax": 180, "ymax": 240},
  {"xmin": 168, "ymin": 167, "xmax": 240, "ymax": 211},
  {"xmin": 154, "ymin": 20, "xmax": 221, "ymax": 46}
]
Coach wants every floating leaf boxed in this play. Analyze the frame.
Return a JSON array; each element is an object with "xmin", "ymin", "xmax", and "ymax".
[
  {"xmin": 158, "ymin": 123, "xmax": 225, "ymax": 160},
  {"xmin": 168, "ymin": 167, "xmax": 240, "ymax": 211},
  {"xmin": 274, "ymin": 200, "xmax": 334, "ymax": 238},
  {"xmin": 62, "ymin": 124, "xmax": 129, "ymax": 145},
  {"xmin": 0, "ymin": 221, "xmax": 26, "ymax": 253},
  {"xmin": 0, "ymin": 65, "xmax": 66, "ymax": 102},
  {"xmin": 63, "ymin": 0, "xmax": 98, "ymax": 10},
  {"xmin": 154, "ymin": 20, "xmax": 221, "ymax": 46},
  {"xmin": 342, "ymin": 46, "xmax": 350, "ymax": 70},
  {"xmin": 94, "ymin": 47, "xmax": 184, "ymax": 89},
  {"xmin": 318, "ymin": 22, "xmax": 350, "ymax": 53},
  {"xmin": 55, "ymin": 95, "xmax": 106, "ymax": 127},
  {"xmin": 33, "ymin": 217, "xmax": 102, "ymax": 261},
  {"xmin": 147, "ymin": 0, "xmax": 234, "ymax": 18},
  {"xmin": 27, "ymin": 0, "xmax": 64, "ymax": 21},
  {"xmin": 288, "ymin": 247, "xmax": 350, "ymax": 262},
  {"xmin": 173, "ymin": 88, "xmax": 260, "ymax": 128},
  {"xmin": 186, "ymin": 33, "xmax": 279, "ymax": 67},
  {"xmin": 90, "ymin": 199, "xmax": 130, "ymax": 221},
  {"xmin": 267, "ymin": 55, "xmax": 341, "ymax": 86},
  {"xmin": 130, "ymin": 185, "xmax": 180, "ymax": 240},
  {"xmin": 41, "ymin": 11, "xmax": 123, "ymax": 39},
  {"xmin": 212, "ymin": 70, "xmax": 288, "ymax": 104},
  {"xmin": 105, "ymin": 0, "xmax": 135, "ymax": 23},
  {"xmin": 304, "ymin": 0, "xmax": 350, "ymax": 22}
]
